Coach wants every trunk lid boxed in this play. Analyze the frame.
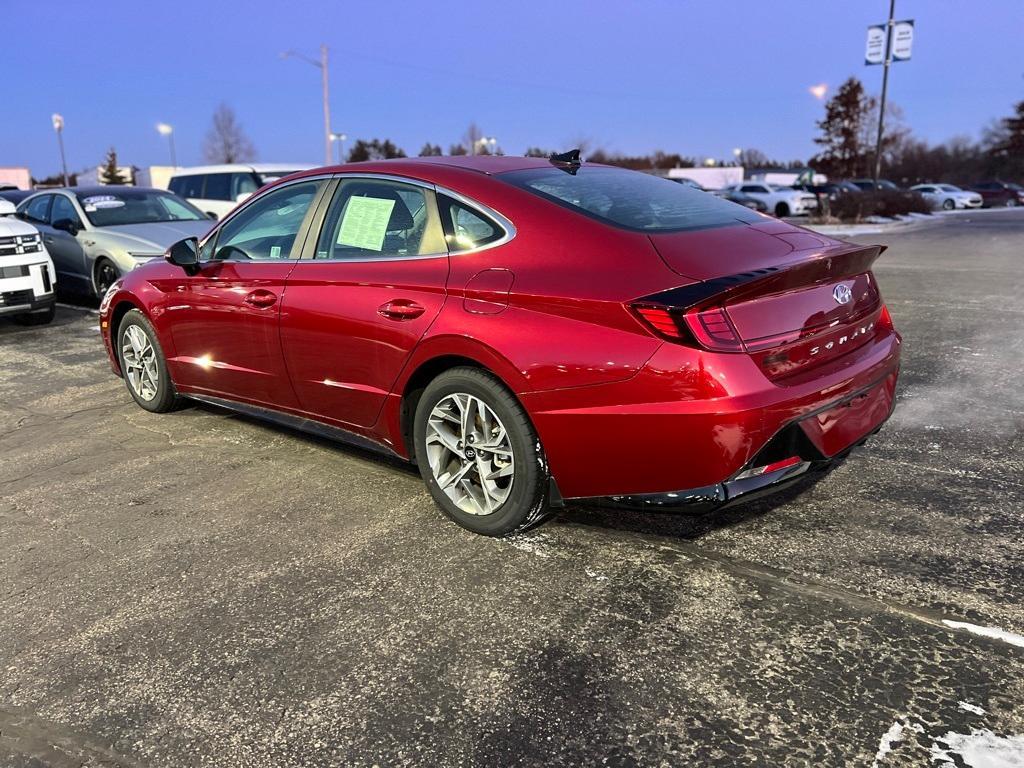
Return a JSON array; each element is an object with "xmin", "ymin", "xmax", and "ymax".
[{"xmin": 637, "ymin": 222, "xmax": 889, "ymax": 380}]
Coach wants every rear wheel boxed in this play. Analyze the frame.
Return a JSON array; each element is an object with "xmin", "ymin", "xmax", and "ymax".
[
  {"xmin": 117, "ymin": 309, "xmax": 179, "ymax": 413},
  {"xmin": 413, "ymin": 367, "xmax": 551, "ymax": 536},
  {"xmin": 774, "ymin": 202, "xmax": 790, "ymax": 218},
  {"xmin": 942, "ymin": 198, "xmax": 955, "ymax": 211}
]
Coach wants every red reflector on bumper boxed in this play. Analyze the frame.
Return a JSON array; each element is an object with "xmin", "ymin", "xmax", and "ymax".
[{"xmin": 735, "ymin": 455, "xmax": 802, "ymax": 480}]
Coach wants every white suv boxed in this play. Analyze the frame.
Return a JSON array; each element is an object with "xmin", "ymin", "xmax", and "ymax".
[
  {"xmin": 167, "ymin": 164, "xmax": 312, "ymax": 220},
  {"xmin": 0, "ymin": 199, "xmax": 56, "ymax": 325}
]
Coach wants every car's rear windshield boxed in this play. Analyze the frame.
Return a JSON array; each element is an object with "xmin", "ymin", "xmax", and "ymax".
[
  {"xmin": 499, "ymin": 165, "xmax": 761, "ymax": 232},
  {"xmin": 75, "ymin": 190, "xmax": 206, "ymax": 227}
]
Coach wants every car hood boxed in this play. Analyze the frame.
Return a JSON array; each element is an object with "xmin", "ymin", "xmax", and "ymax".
[
  {"xmin": 0, "ymin": 216, "xmax": 41, "ymax": 238},
  {"xmin": 96, "ymin": 220, "xmax": 212, "ymax": 252}
]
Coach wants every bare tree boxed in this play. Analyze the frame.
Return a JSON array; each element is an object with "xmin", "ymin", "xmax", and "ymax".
[
  {"xmin": 203, "ymin": 103, "xmax": 256, "ymax": 164},
  {"xmin": 462, "ymin": 122, "xmax": 483, "ymax": 155}
]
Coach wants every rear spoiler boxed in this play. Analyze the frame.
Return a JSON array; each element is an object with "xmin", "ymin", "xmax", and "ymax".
[{"xmin": 634, "ymin": 243, "xmax": 886, "ymax": 312}]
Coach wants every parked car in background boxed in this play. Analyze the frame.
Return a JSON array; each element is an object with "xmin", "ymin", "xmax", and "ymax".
[
  {"xmin": 968, "ymin": 181, "xmax": 1024, "ymax": 208},
  {"xmin": 0, "ymin": 189, "xmax": 37, "ymax": 206},
  {"xmin": 17, "ymin": 187, "xmax": 212, "ymax": 298},
  {"xmin": 910, "ymin": 184, "xmax": 983, "ymax": 211},
  {"xmin": 168, "ymin": 164, "xmax": 313, "ymax": 219},
  {"xmin": 849, "ymin": 179, "xmax": 902, "ymax": 192},
  {"xmin": 719, "ymin": 182, "xmax": 817, "ymax": 217},
  {"xmin": 720, "ymin": 189, "xmax": 768, "ymax": 212},
  {"xmin": 0, "ymin": 199, "xmax": 56, "ymax": 324},
  {"xmin": 792, "ymin": 181, "xmax": 862, "ymax": 202},
  {"xmin": 100, "ymin": 156, "xmax": 900, "ymax": 537}
]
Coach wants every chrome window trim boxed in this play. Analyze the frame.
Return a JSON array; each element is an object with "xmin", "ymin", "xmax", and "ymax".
[
  {"xmin": 198, "ymin": 173, "xmax": 335, "ymax": 258},
  {"xmin": 200, "ymin": 170, "xmax": 518, "ymax": 265}
]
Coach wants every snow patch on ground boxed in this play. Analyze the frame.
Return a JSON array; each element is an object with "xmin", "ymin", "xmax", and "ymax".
[
  {"xmin": 504, "ymin": 533, "xmax": 554, "ymax": 558},
  {"xmin": 930, "ymin": 729, "xmax": 1024, "ymax": 767},
  {"xmin": 943, "ymin": 620, "xmax": 1024, "ymax": 649},
  {"xmin": 873, "ymin": 720, "xmax": 914, "ymax": 767},
  {"xmin": 960, "ymin": 702, "xmax": 987, "ymax": 716}
]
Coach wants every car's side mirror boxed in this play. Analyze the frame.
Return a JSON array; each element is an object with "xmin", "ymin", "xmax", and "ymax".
[
  {"xmin": 206, "ymin": 211, "xmax": 219, "ymax": 220},
  {"xmin": 166, "ymin": 237, "xmax": 200, "ymax": 274},
  {"xmin": 52, "ymin": 218, "xmax": 80, "ymax": 236}
]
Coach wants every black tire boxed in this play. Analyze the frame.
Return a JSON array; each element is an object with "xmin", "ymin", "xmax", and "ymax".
[
  {"xmin": 413, "ymin": 367, "xmax": 551, "ymax": 536},
  {"xmin": 942, "ymin": 199, "xmax": 955, "ymax": 211},
  {"xmin": 1007, "ymin": 197, "xmax": 1019, "ymax": 208},
  {"xmin": 774, "ymin": 202, "xmax": 790, "ymax": 218},
  {"xmin": 93, "ymin": 258, "xmax": 119, "ymax": 298},
  {"xmin": 116, "ymin": 309, "xmax": 180, "ymax": 413},
  {"xmin": 12, "ymin": 304, "xmax": 55, "ymax": 325}
]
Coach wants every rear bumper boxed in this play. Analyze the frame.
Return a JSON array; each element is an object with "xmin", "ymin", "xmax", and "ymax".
[{"xmin": 524, "ymin": 330, "xmax": 901, "ymax": 500}]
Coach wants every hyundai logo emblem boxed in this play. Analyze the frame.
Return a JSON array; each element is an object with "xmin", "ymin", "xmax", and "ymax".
[{"xmin": 833, "ymin": 284, "xmax": 852, "ymax": 305}]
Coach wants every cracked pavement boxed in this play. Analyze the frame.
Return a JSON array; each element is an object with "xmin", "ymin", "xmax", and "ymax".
[{"xmin": 1, "ymin": 209, "xmax": 1022, "ymax": 766}]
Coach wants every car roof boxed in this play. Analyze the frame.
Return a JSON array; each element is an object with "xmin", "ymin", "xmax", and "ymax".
[{"xmin": 169, "ymin": 163, "xmax": 315, "ymax": 176}]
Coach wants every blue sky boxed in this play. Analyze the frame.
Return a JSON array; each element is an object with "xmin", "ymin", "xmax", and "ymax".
[{"xmin": 2, "ymin": 0, "xmax": 1021, "ymax": 177}]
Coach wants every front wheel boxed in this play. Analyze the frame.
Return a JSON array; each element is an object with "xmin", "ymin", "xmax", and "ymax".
[
  {"xmin": 93, "ymin": 258, "xmax": 119, "ymax": 298},
  {"xmin": 942, "ymin": 199, "xmax": 955, "ymax": 211},
  {"xmin": 774, "ymin": 202, "xmax": 790, "ymax": 218},
  {"xmin": 413, "ymin": 367, "xmax": 551, "ymax": 536},
  {"xmin": 117, "ymin": 309, "xmax": 180, "ymax": 413}
]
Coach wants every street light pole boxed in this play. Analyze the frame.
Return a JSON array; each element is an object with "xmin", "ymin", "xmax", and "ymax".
[
  {"xmin": 157, "ymin": 123, "xmax": 177, "ymax": 167},
  {"xmin": 51, "ymin": 114, "xmax": 69, "ymax": 187},
  {"xmin": 330, "ymin": 132, "xmax": 347, "ymax": 163},
  {"xmin": 282, "ymin": 45, "xmax": 333, "ymax": 165},
  {"xmin": 872, "ymin": 0, "xmax": 896, "ymax": 185}
]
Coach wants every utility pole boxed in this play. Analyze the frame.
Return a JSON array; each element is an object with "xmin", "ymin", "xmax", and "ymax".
[
  {"xmin": 281, "ymin": 45, "xmax": 333, "ymax": 165},
  {"xmin": 320, "ymin": 44, "xmax": 331, "ymax": 166},
  {"xmin": 872, "ymin": 0, "xmax": 896, "ymax": 185}
]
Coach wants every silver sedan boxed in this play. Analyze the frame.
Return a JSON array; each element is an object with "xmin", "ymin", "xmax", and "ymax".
[{"xmin": 17, "ymin": 186, "xmax": 213, "ymax": 297}]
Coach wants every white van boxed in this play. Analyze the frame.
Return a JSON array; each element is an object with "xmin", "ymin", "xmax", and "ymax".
[
  {"xmin": 167, "ymin": 164, "xmax": 313, "ymax": 220},
  {"xmin": 0, "ymin": 199, "xmax": 57, "ymax": 325}
]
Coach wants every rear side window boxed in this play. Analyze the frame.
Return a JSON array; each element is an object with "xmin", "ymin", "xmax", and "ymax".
[
  {"xmin": 22, "ymin": 195, "xmax": 52, "ymax": 224},
  {"xmin": 500, "ymin": 166, "xmax": 760, "ymax": 233},
  {"xmin": 314, "ymin": 179, "xmax": 445, "ymax": 259},
  {"xmin": 437, "ymin": 194, "xmax": 504, "ymax": 252},
  {"xmin": 203, "ymin": 173, "xmax": 232, "ymax": 201},
  {"xmin": 169, "ymin": 175, "xmax": 204, "ymax": 199}
]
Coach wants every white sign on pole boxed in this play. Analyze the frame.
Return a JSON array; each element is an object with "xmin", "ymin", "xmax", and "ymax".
[
  {"xmin": 865, "ymin": 25, "xmax": 886, "ymax": 65},
  {"xmin": 51, "ymin": 113, "xmax": 64, "ymax": 132},
  {"xmin": 892, "ymin": 19, "xmax": 914, "ymax": 61}
]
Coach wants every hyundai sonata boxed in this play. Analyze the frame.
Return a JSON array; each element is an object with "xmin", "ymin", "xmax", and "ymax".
[{"xmin": 99, "ymin": 154, "xmax": 901, "ymax": 536}]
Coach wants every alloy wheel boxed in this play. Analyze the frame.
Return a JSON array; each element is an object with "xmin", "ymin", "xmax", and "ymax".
[
  {"xmin": 122, "ymin": 325, "xmax": 159, "ymax": 401},
  {"xmin": 424, "ymin": 392, "xmax": 515, "ymax": 516}
]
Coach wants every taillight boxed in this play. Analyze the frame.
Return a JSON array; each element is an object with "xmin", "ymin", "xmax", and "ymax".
[
  {"xmin": 683, "ymin": 308, "xmax": 743, "ymax": 352},
  {"xmin": 630, "ymin": 304, "xmax": 744, "ymax": 352}
]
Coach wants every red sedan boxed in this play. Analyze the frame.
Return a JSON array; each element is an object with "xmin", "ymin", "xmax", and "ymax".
[{"xmin": 99, "ymin": 155, "xmax": 901, "ymax": 536}]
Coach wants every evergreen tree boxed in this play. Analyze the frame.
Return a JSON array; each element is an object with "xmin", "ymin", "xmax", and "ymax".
[
  {"xmin": 346, "ymin": 139, "xmax": 407, "ymax": 162},
  {"xmin": 418, "ymin": 143, "xmax": 443, "ymax": 157},
  {"xmin": 810, "ymin": 77, "xmax": 873, "ymax": 178},
  {"xmin": 100, "ymin": 147, "xmax": 128, "ymax": 185},
  {"xmin": 986, "ymin": 100, "xmax": 1024, "ymax": 179}
]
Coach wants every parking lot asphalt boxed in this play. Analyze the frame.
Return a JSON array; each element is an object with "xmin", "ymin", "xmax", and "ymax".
[{"xmin": 1, "ymin": 209, "xmax": 1023, "ymax": 767}]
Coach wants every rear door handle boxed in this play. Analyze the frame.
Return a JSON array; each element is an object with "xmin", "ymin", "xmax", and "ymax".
[
  {"xmin": 378, "ymin": 299, "xmax": 425, "ymax": 321},
  {"xmin": 244, "ymin": 289, "xmax": 277, "ymax": 309}
]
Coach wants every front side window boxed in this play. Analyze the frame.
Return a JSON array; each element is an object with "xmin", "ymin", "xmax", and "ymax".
[
  {"xmin": 50, "ymin": 195, "xmax": 81, "ymax": 227},
  {"xmin": 22, "ymin": 195, "xmax": 52, "ymax": 225},
  {"xmin": 500, "ymin": 166, "xmax": 761, "ymax": 233},
  {"xmin": 314, "ymin": 178, "xmax": 445, "ymax": 259},
  {"xmin": 438, "ymin": 194, "xmax": 504, "ymax": 252},
  {"xmin": 232, "ymin": 173, "xmax": 259, "ymax": 199},
  {"xmin": 211, "ymin": 181, "xmax": 321, "ymax": 261}
]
